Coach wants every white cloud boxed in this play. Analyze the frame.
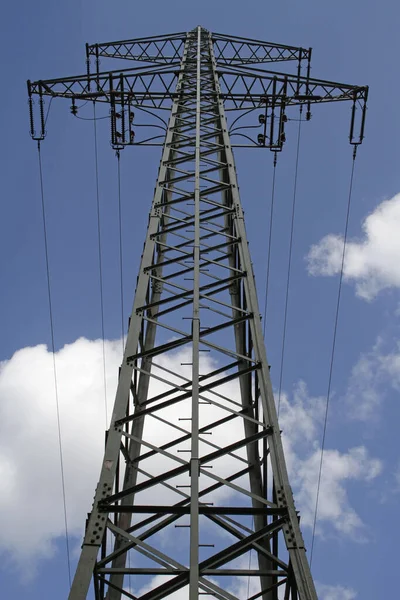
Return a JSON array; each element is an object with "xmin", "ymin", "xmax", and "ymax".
[
  {"xmin": 346, "ymin": 338, "xmax": 400, "ymax": 420},
  {"xmin": 0, "ymin": 338, "xmax": 121, "ymax": 574},
  {"xmin": 279, "ymin": 382, "xmax": 382, "ymax": 538},
  {"xmin": 136, "ymin": 576, "xmax": 189, "ymax": 599},
  {"xmin": 0, "ymin": 340, "xmax": 382, "ymax": 578},
  {"xmin": 307, "ymin": 192, "xmax": 400, "ymax": 300},
  {"xmin": 0, "ymin": 338, "xmax": 251, "ymax": 573},
  {"xmin": 293, "ymin": 446, "xmax": 381, "ymax": 537},
  {"xmin": 395, "ymin": 462, "xmax": 400, "ymax": 491},
  {"xmin": 317, "ymin": 582, "xmax": 357, "ymax": 600}
]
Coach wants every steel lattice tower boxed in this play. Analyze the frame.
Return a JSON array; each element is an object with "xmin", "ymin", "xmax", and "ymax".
[{"xmin": 28, "ymin": 25, "xmax": 367, "ymax": 600}]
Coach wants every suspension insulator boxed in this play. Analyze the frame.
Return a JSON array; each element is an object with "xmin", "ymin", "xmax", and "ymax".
[{"xmin": 70, "ymin": 99, "xmax": 78, "ymax": 116}]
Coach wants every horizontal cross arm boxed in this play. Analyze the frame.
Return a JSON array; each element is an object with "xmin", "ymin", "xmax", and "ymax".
[
  {"xmin": 87, "ymin": 32, "xmax": 186, "ymax": 63},
  {"xmin": 212, "ymin": 32, "xmax": 311, "ymax": 65}
]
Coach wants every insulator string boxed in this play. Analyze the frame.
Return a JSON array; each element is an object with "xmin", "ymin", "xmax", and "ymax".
[{"xmin": 116, "ymin": 150, "xmax": 125, "ymax": 354}]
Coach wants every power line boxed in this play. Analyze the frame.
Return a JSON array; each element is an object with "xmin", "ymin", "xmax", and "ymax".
[
  {"xmin": 309, "ymin": 148, "xmax": 358, "ymax": 566},
  {"xmin": 116, "ymin": 149, "xmax": 131, "ymax": 590},
  {"xmin": 262, "ymin": 152, "xmax": 278, "ymax": 338},
  {"xmin": 277, "ymin": 109, "xmax": 303, "ymax": 417},
  {"xmin": 37, "ymin": 141, "xmax": 72, "ymax": 588},
  {"xmin": 44, "ymin": 97, "xmax": 53, "ymax": 127},
  {"xmin": 116, "ymin": 150, "xmax": 125, "ymax": 354},
  {"xmin": 93, "ymin": 102, "xmax": 108, "ymax": 428},
  {"xmin": 75, "ymin": 114, "xmax": 109, "ymax": 121}
]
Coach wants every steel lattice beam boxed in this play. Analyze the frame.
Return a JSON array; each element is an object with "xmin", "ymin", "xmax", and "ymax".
[
  {"xmin": 27, "ymin": 26, "xmax": 367, "ymax": 149},
  {"xmin": 27, "ymin": 25, "xmax": 368, "ymax": 600}
]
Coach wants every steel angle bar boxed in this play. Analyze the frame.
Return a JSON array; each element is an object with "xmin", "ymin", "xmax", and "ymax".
[
  {"xmin": 159, "ymin": 165, "xmax": 220, "ymax": 185},
  {"xmin": 120, "ymin": 420, "xmax": 268, "ymax": 494},
  {"xmin": 199, "ymin": 302, "xmax": 235, "ymax": 320},
  {"xmin": 138, "ymin": 280, "xmax": 245, "ymax": 326},
  {"xmin": 146, "ymin": 411, "xmax": 249, "ymax": 465},
  {"xmin": 205, "ymin": 514, "xmax": 289, "ymax": 570},
  {"xmin": 198, "ymin": 209, "xmax": 235, "ymax": 226},
  {"xmin": 204, "ymin": 570, "xmax": 285, "ymax": 576},
  {"xmin": 200, "ymin": 254, "xmax": 243, "ymax": 275},
  {"xmin": 149, "ymin": 241, "xmax": 193, "ymax": 258},
  {"xmin": 199, "ymin": 518, "xmax": 287, "ymax": 571},
  {"xmin": 98, "ymin": 568, "xmax": 184, "ymax": 574},
  {"xmin": 139, "ymin": 289, "xmax": 193, "ymax": 315},
  {"xmin": 198, "ymin": 222, "xmax": 237, "ymax": 240},
  {"xmin": 121, "ymin": 430, "xmax": 189, "ymax": 468},
  {"xmin": 118, "ymin": 365, "xmax": 262, "ymax": 429},
  {"xmin": 136, "ymin": 359, "xmax": 242, "ymax": 405},
  {"xmin": 107, "ymin": 521, "xmax": 187, "ymax": 570},
  {"xmin": 196, "ymin": 333, "xmax": 257, "ymax": 361},
  {"xmin": 100, "ymin": 461, "xmax": 190, "ymax": 506},
  {"xmin": 135, "ymin": 465, "xmax": 190, "ymax": 499},
  {"xmin": 97, "ymin": 514, "xmax": 181, "ymax": 569},
  {"xmin": 144, "ymin": 376, "xmax": 263, "ymax": 431},
  {"xmin": 144, "ymin": 253, "xmax": 193, "ymax": 273},
  {"xmin": 198, "ymin": 428, "xmax": 271, "ymax": 466},
  {"xmin": 120, "ymin": 467, "xmax": 252, "ymax": 546},
  {"xmin": 129, "ymin": 334, "xmax": 192, "ymax": 361},
  {"xmin": 197, "ymin": 469, "xmax": 275, "ymax": 508},
  {"xmin": 197, "ymin": 237, "xmax": 240, "ymax": 256},
  {"xmin": 151, "ymin": 218, "xmax": 196, "ymax": 238},
  {"xmin": 89, "ymin": 31, "xmax": 186, "ymax": 49},
  {"xmin": 150, "ymin": 356, "xmax": 240, "ymax": 380},
  {"xmin": 198, "ymin": 581, "xmax": 239, "ymax": 600},
  {"xmin": 95, "ymin": 577, "xmax": 137, "ymax": 600}
]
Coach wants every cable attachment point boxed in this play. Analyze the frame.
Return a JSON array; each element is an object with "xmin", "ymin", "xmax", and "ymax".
[
  {"xmin": 27, "ymin": 80, "xmax": 46, "ymax": 141},
  {"xmin": 85, "ymin": 42, "xmax": 91, "ymax": 92},
  {"xmin": 349, "ymin": 89, "xmax": 368, "ymax": 146},
  {"xmin": 70, "ymin": 98, "xmax": 78, "ymax": 116}
]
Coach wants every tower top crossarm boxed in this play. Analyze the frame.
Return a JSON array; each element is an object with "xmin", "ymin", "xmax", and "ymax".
[
  {"xmin": 27, "ymin": 26, "xmax": 367, "ymax": 149},
  {"xmin": 86, "ymin": 27, "xmax": 312, "ymax": 66}
]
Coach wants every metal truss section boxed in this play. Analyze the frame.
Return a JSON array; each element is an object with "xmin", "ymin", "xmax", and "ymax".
[
  {"xmin": 211, "ymin": 32, "xmax": 311, "ymax": 65},
  {"xmin": 217, "ymin": 65, "xmax": 368, "ymax": 107},
  {"xmin": 28, "ymin": 63, "xmax": 179, "ymax": 108},
  {"xmin": 28, "ymin": 27, "xmax": 367, "ymax": 148},
  {"xmin": 61, "ymin": 27, "xmax": 319, "ymax": 600},
  {"xmin": 87, "ymin": 29, "xmax": 311, "ymax": 67},
  {"xmin": 87, "ymin": 32, "xmax": 186, "ymax": 64},
  {"xmin": 28, "ymin": 65, "xmax": 366, "ymax": 107}
]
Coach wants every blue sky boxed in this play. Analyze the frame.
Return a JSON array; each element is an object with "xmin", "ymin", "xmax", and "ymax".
[{"xmin": 1, "ymin": 1, "xmax": 400, "ymax": 598}]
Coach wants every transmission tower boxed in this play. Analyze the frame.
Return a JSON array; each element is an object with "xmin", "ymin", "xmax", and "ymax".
[{"xmin": 28, "ymin": 26, "xmax": 367, "ymax": 600}]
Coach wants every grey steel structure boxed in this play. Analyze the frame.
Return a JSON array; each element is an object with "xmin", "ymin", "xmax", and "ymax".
[{"xmin": 28, "ymin": 26, "xmax": 367, "ymax": 600}]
